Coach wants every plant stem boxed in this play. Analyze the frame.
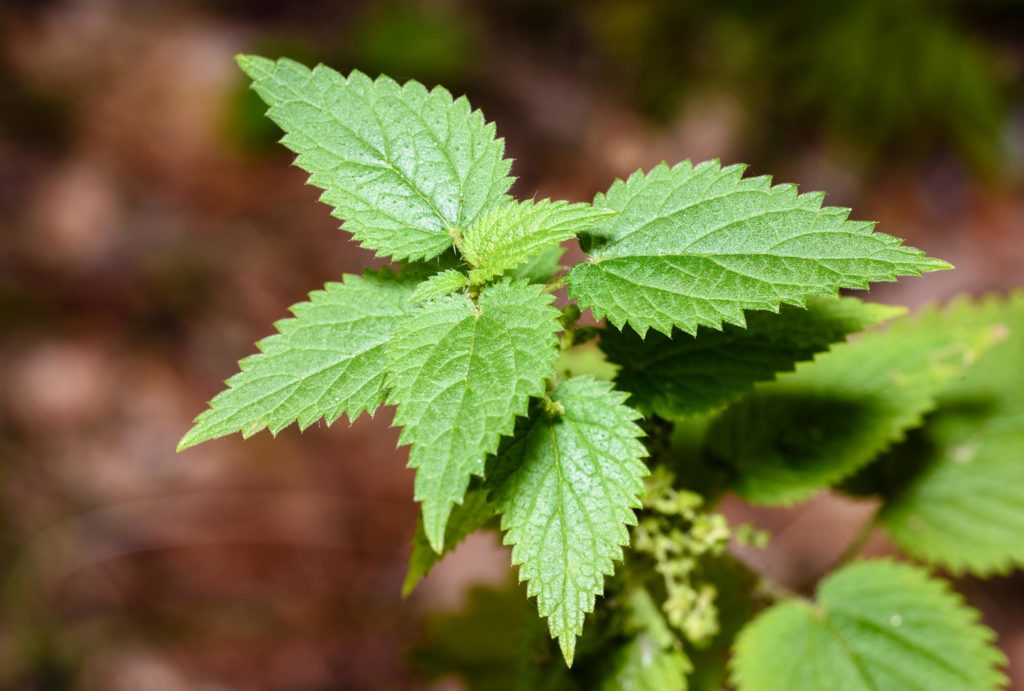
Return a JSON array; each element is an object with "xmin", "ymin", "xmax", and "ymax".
[
  {"xmin": 757, "ymin": 573, "xmax": 804, "ymax": 603},
  {"xmin": 447, "ymin": 225, "xmax": 466, "ymax": 255},
  {"xmin": 836, "ymin": 508, "xmax": 880, "ymax": 568},
  {"xmin": 545, "ymin": 273, "xmax": 567, "ymax": 293}
]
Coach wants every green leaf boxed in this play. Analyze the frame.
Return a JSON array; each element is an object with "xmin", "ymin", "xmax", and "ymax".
[
  {"xmin": 388, "ymin": 280, "xmax": 560, "ymax": 551},
  {"xmin": 408, "ymin": 268, "xmax": 469, "ymax": 304},
  {"xmin": 877, "ymin": 293, "xmax": 1024, "ymax": 575},
  {"xmin": 684, "ymin": 556, "xmax": 764, "ymax": 691},
  {"xmin": 567, "ymin": 160, "xmax": 949, "ymax": 336},
  {"xmin": 461, "ymin": 199, "xmax": 613, "ymax": 284},
  {"xmin": 884, "ymin": 428, "xmax": 1024, "ymax": 576},
  {"xmin": 510, "ymin": 244, "xmax": 567, "ymax": 284},
  {"xmin": 556, "ymin": 342, "xmax": 619, "ymax": 382},
  {"xmin": 238, "ymin": 55, "xmax": 513, "ymax": 262},
  {"xmin": 488, "ymin": 376, "xmax": 649, "ymax": 665},
  {"xmin": 401, "ymin": 246, "xmax": 465, "ymax": 275},
  {"xmin": 598, "ymin": 589, "xmax": 690, "ymax": 691},
  {"xmin": 707, "ymin": 304, "xmax": 1001, "ymax": 505},
  {"xmin": 403, "ymin": 487, "xmax": 497, "ymax": 596},
  {"xmin": 179, "ymin": 268, "xmax": 415, "ymax": 450},
  {"xmin": 601, "ymin": 636, "xmax": 689, "ymax": 691},
  {"xmin": 731, "ymin": 560, "xmax": 1006, "ymax": 691},
  {"xmin": 408, "ymin": 583, "xmax": 537, "ymax": 691},
  {"xmin": 602, "ymin": 297, "xmax": 902, "ymax": 419}
]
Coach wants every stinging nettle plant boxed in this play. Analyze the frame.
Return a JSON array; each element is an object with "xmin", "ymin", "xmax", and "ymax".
[{"xmin": 180, "ymin": 55, "xmax": 1024, "ymax": 689}]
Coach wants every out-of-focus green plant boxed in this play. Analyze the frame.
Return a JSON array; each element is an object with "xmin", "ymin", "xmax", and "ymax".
[
  {"xmin": 584, "ymin": 0, "xmax": 1012, "ymax": 172},
  {"xmin": 766, "ymin": 0, "xmax": 1008, "ymax": 170},
  {"xmin": 346, "ymin": 2, "xmax": 477, "ymax": 85}
]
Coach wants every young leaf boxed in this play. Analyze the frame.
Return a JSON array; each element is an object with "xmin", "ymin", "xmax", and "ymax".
[
  {"xmin": 878, "ymin": 293, "xmax": 1024, "ymax": 575},
  {"xmin": 488, "ymin": 376, "xmax": 649, "ymax": 665},
  {"xmin": 510, "ymin": 244, "xmax": 567, "ymax": 284},
  {"xmin": 402, "ymin": 488, "xmax": 497, "ymax": 597},
  {"xmin": 461, "ymin": 199, "xmax": 613, "ymax": 284},
  {"xmin": 602, "ymin": 296, "xmax": 902, "ymax": 419},
  {"xmin": 179, "ymin": 268, "xmax": 416, "ymax": 450},
  {"xmin": 567, "ymin": 160, "xmax": 949, "ymax": 336},
  {"xmin": 408, "ymin": 269, "xmax": 469, "ymax": 304},
  {"xmin": 731, "ymin": 560, "xmax": 1006, "ymax": 691},
  {"xmin": 388, "ymin": 281, "xmax": 560, "ymax": 551},
  {"xmin": 707, "ymin": 304, "xmax": 1002, "ymax": 505},
  {"xmin": 239, "ymin": 55, "xmax": 513, "ymax": 262}
]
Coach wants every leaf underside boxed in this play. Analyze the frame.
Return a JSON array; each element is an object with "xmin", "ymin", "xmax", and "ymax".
[
  {"xmin": 602, "ymin": 296, "xmax": 902, "ymax": 419},
  {"xmin": 179, "ymin": 268, "xmax": 416, "ymax": 450},
  {"xmin": 239, "ymin": 55, "xmax": 513, "ymax": 262},
  {"xmin": 387, "ymin": 280, "xmax": 560, "ymax": 551},
  {"xmin": 568, "ymin": 160, "xmax": 949, "ymax": 336},
  {"xmin": 488, "ymin": 376, "xmax": 649, "ymax": 665},
  {"xmin": 731, "ymin": 560, "xmax": 1007, "ymax": 691}
]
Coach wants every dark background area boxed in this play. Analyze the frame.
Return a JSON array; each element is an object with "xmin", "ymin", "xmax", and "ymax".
[{"xmin": 1, "ymin": 1, "xmax": 1022, "ymax": 688}]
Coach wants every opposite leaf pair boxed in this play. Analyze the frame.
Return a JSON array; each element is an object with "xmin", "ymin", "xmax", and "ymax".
[{"xmin": 180, "ymin": 55, "xmax": 952, "ymax": 667}]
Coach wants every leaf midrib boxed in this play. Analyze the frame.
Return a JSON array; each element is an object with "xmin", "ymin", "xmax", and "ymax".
[{"xmin": 272, "ymin": 67, "xmax": 459, "ymax": 237}]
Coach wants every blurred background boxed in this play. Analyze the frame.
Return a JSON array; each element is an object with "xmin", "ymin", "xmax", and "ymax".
[{"xmin": 1, "ymin": 0, "xmax": 1022, "ymax": 688}]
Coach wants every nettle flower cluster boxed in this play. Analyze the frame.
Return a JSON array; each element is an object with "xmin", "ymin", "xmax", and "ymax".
[{"xmin": 181, "ymin": 56, "xmax": 1023, "ymax": 689}]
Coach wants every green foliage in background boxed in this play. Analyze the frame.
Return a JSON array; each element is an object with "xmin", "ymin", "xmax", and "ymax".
[
  {"xmin": 180, "ymin": 56, "xmax": 1022, "ymax": 688},
  {"xmin": 848, "ymin": 294, "xmax": 1024, "ymax": 575},
  {"xmin": 585, "ymin": 0, "xmax": 1011, "ymax": 171}
]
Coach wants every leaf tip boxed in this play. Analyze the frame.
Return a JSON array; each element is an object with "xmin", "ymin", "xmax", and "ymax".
[
  {"xmin": 176, "ymin": 427, "xmax": 204, "ymax": 452},
  {"xmin": 558, "ymin": 634, "xmax": 576, "ymax": 667},
  {"xmin": 235, "ymin": 53, "xmax": 271, "ymax": 79},
  {"xmin": 400, "ymin": 572, "xmax": 419, "ymax": 599},
  {"xmin": 876, "ymin": 303, "xmax": 910, "ymax": 321},
  {"xmin": 424, "ymin": 514, "xmax": 448, "ymax": 555}
]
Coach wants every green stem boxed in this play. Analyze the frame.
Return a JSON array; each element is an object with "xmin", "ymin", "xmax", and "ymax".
[
  {"xmin": 447, "ymin": 226, "xmax": 466, "ymax": 255},
  {"xmin": 545, "ymin": 273, "xmax": 567, "ymax": 293},
  {"xmin": 836, "ymin": 508, "xmax": 879, "ymax": 569},
  {"xmin": 756, "ymin": 574, "xmax": 804, "ymax": 603}
]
